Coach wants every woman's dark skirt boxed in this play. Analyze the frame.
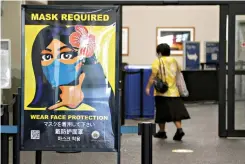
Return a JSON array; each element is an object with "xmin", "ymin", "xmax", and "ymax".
[{"xmin": 155, "ymin": 96, "xmax": 190, "ymax": 123}]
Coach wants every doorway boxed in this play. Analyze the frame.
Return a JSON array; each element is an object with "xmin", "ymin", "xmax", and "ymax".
[{"xmin": 219, "ymin": 3, "xmax": 245, "ymax": 137}]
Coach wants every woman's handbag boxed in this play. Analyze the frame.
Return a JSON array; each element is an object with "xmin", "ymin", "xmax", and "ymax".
[
  {"xmin": 176, "ymin": 71, "xmax": 189, "ymax": 97},
  {"xmin": 153, "ymin": 58, "xmax": 168, "ymax": 93}
]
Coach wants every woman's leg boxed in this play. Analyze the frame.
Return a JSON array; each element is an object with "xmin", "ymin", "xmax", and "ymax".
[
  {"xmin": 154, "ymin": 122, "xmax": 167, "ymax": 139},
  {"xmin": 159, "ymin": 123, "xmax": 166, "ymax": 132},
  {"xmin": 154, "ymin": 96, "xmax": 167, "ymax": 139},
  {"xmin": 173, "ymin": 120, "xmax": 185, "ymax": 141},
  {"xmin": 174, "ymin": 121, "xmax": 182, "ymax": 129}
]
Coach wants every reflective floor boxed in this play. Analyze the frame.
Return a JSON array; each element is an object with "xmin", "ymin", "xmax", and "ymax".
[{"xmin": 7, "ymin": 102, "xmax": 245, "ymax": 164}]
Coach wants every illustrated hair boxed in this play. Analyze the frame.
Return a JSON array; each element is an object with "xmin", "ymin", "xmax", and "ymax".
[{"xmin": 28, "ymin": 25, "xmax": 76, "ymax": 108}]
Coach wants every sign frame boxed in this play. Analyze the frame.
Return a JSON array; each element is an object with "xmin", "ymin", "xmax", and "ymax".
[
  {"xmin": 156, "ymin": 27, "xmax": 195, "ymax": 56},
  {"xmin": 183, "ymin": 41, "xmax": 201, "ymax": 70},
  {"xmin": 204, "ymin": 41, "xmax": 219, "ymax": 69},
  {"xmin": 20, "ymin": 5, "xmax": 121, "ymax": 153}
]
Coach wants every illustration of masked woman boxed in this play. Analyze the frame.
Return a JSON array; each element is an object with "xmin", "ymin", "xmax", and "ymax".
[{"xmin": 23, "ymin": 25, "xmax": 116, "ymax": 149}]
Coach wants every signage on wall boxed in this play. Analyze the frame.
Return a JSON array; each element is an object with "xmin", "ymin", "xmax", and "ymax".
[
  {"xmin": 205, "ymin": 41, "xmax": 219, "ymax": 68},
  {"xmin": 183, "ymin": 41, "xmax": 200, "ymax": 70},
  {"xmin": 0, "ymin": 39, "xmax": 11, "ymax": 89}
]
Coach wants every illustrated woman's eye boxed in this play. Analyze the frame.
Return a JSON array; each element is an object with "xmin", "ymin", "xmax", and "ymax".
[
  {"xmin": 41, "ymin": 54, "xmax": 53, "ymax": 61},
  {"xmin": 60, "ymin": 52, "xmax": 76, "ymax": 60}
]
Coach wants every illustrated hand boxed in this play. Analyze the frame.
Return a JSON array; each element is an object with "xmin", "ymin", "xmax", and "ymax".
[
  {"xmin": 145, "ymin": 87, "xmax": 151, "ymax": 96},
  {"xmin": 48, "ymin": 73, "xmax": 85, "ymax": 110}
]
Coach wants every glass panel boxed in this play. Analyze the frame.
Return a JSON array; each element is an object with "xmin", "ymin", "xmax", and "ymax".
[
  {"xmin": 234, "ymin": 15, "xmax": 245, "ymax": 130},
  {"xmin": 235, "ymin": 15, "xmax": 245, "ymax": 70},
  {"xmin": 235, "ymin": 74, "xmax": 245, "ymax": 130}
]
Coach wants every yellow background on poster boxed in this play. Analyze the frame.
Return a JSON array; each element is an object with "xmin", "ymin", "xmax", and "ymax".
[{"xmin": 24, "ymin": 25, "xmax": 116, "ymax": 110}]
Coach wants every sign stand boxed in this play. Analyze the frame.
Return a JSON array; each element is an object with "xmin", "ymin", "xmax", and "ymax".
[
  {"xmin": 35, "ymin": 151, "xmax": 42, "ymax": 164},
  {"xmin": 1, "ymin": 104, "xmax": 9, "ymax": 164},
  {"xmin": 13, "ymin": 90, "xmax": 20, "ymax": 164},
  {"xmin": 20, "ymin": 5, "xmax": 122, "ymax": 164}
]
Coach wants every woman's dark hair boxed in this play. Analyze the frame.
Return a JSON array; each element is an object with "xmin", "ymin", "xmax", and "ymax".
[
  {"xmin": 156, "ymin": 43, "xmax": 171, "ymax": 56},
  {"xmin": 28, "ymin": 25, "xmax": 76, "ymax": 108}
]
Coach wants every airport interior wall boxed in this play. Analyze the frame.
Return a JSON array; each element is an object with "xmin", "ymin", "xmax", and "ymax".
[{"xmin": 122, "ymin": 6, "xmax": 220, "ymax": 67}]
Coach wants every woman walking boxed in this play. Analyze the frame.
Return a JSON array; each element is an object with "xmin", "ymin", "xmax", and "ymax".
[{"xmin": 145, "ymin": 43, "xmax": 190, "ymax": 141}]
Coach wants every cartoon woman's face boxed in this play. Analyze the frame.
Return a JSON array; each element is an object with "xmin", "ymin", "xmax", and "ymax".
[
  {"xmin": 41, "ymin": 39, "xmax": 83, "ymax": 87},
  {"xmin": 41, "ymin": 39, "xmax": 77, "ymax": 66}
]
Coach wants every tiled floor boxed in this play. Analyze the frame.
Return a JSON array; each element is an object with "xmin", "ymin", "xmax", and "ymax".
[{"xmin": 7, "ymin": 102, "xmax": 245, "ymax": 164}]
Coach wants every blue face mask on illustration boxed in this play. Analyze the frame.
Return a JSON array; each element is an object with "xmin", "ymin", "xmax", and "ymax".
[{"xmin": 42, "ymin": 60, "xmax": 81, "ymax": 87}]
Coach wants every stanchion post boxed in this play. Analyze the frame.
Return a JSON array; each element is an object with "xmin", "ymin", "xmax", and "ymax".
[
  {"xmin": 1, "ymin": 104, "xmax": 9, "ymax": 164},
  {"xmin": 138, "ymin": 122, "xmax": 155, "ymax": 164},
  {"xmin": 13, "ymin": 92, "xmax": 20, "ymax": 164},
  {"xmin": 121, "ymin": 70, "xmax": 126, "ymax": 126},
  {"xmin": 35, "ymin": 151, "xmax": 42, "ymax": 164},
  {"xmin": 201, "ymin": 63, "xmax": 205, "ymax": 70},
  {"xmin": 139, "ymin": 69, "xmax": 144, "ymax": 118}
]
